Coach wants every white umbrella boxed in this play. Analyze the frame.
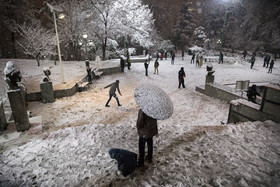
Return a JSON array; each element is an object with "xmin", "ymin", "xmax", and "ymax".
[{"xmin": 134, "ymin": 83, "xmax": 173, "ymax": 120}]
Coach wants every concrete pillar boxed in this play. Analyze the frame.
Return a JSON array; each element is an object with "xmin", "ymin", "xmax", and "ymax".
[
  {"xmin": 8, "ymin": 89, "xmax": 30, "ymax": 131},
  {"xmin": 0, "ymin": 101, "xmax": 7, "ymax": 131},
  {"xmin": 40, "ymin": 82, "xmax": 55, "ymax": 103},
  {"xmin": 206, "ymin": 75, "xmax": 214, "ymax": 83}
]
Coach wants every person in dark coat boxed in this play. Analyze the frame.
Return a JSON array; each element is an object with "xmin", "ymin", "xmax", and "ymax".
[
  {"xmin": 136, "ymin": 109, "xmax": 158, "ymax": 167},
  {"xmin": 156, "ymin": 52, "xmax": 159, "ymax": 60},
  {"xmin": 219, "ymin": 52, "xmax": 223, "ymax": 64},
  {"xmin": 120, "ymin": 56, "xmax": 125, "ymax": 73},
  {"xmin": 181, "ymin": 50, "xmax": 184, "ymax": 60},
  {"xmin": 250, "ymin": 55, "xmax": 256, "ymax": 69},
  {"xmin": 266, "ymin": 54, "xmax": 271, "ymax": 68},
  {"xmin": 164, "ymin": 51, "xmax": 167, "ymax": 60},
  {"xmin": 126, "ymin": 51, "xmax": 131, "ymax": 70},
  {"xmin": 243, "ymin": 50, "xmax": 247, "ymax": 59},
  {"xmin": 171, "ymin": 53, "xmax": 175, "ymax": 65},
  {"xmin": 144, "ymin": 60, "xmax": 150, "ymax": 76},
  {"xmin": 86, "ymin": 65, "xmax": 92, "ymax": 83},
  {"xmin": 247, "ymin": 84, "xmax": 260, "ymax": 103},
  {"xmin": 263, "ymin": 54, "xmax": 267, "ymax": 67},
  {"xmin": 268, "ymin": 60, "xmax": 274, "ymax": 73},
  {"xmin": 191, "ymin": 53, "xmax": 195, "ymax": 64},
  {"xmin": 178, "ymin": 67, "xmax": 186, "ymax": 89},
  {"xmin": 109, "ymin": 148, "xmax": 137, "ymax": 177},
  {"xmin": 104, "ymin": 80, "xmax": 122, "ymax": 107},
  {"xmin": 36, "ymin": 52, "xmax": 41, "ymax": 66}
]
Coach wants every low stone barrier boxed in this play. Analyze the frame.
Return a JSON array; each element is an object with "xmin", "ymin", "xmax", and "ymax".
[{"xmin": 196, "ymin": 81, "xmax": 280, "ymax": 123}]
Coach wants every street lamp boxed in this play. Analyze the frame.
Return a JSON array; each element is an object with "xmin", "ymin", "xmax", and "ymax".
[
  {"xmin": 80, "ymin": 32, "xmax": 95, "ymax": 59},
  {"xmin": 47, "ymin": 3, "xmax": 65, "ymax": 83},
  {"xmin": 220, "ymin": 10, "xmax": 228, "ymax": 52}
]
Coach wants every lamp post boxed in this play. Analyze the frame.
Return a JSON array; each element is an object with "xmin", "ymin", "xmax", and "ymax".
[
  {"xmin": 220, "ymin": 10, "xmax": 228, "ymax": 52},
  {"xmin": 47, "ymin": 3, "xmax": 65, "ymax": 83},
  {"xmin": 79, "ymin": 32, "xmax": 95, "ymax": 59},
  {"xmin": 83, "ymin": 33, "xmax": 88, "ymax": 57}
]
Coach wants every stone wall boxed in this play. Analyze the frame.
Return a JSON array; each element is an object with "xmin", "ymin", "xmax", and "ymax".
[{"xmin": 228, "ymin": 85, "xmax": 280, "ymax": 123}]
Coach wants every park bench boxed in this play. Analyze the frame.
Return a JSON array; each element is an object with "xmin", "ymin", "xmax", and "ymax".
[{"xmin": 92, "ymin": 68, "xmax": 103, "ymax": 79}]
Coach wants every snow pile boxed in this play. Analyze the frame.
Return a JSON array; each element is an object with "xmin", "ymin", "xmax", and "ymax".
[{"xmin": 1, "ymin": 121, "xmax": 279, "ymax": 186}]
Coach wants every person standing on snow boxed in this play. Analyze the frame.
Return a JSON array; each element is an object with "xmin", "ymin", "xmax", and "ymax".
[
  {"xmin": 86, "ymin": 65, "xmax": 92, "ymax": 84},
  {"xmin": 171, "ymin": 52, "xmax": 175, "ymax": 65},
  {"xmin": 136, "ymin": 109, "xmax": 158, "ymax": 167},
  {"xmin": 164, "ymin": 51, "xmax": 167, "ymax": 60},
  {"xmin": 199, "ymin": 54, "xmax": 204, "ymax": 68},
  {"xmin": 104, "ymin": 80, "xmax": 122, "ymax": 107},
  {"xmin": 181, "ymin": 50, "xmax": 184, "ymax": 60},
  {"xmin": 219, "ymin": 51, "xmax": 223, "ymax": 64},
  {"xmin": 250, "ymin": 54, "xmax": 256, "ymax": 69},
  {"xmin": 154, "ymin": 59, "xmax": 159, "ymax": 74},
  {"xmin": 266, "ymin": 54, "xmax": 271, "ymax": 68},
  {"xmin": 191, "ymin": 53, "xmax": 195, "ymax": 64},
  {"xmin": 144, "ymin": 60, "xmax": 150, "ymax": 76},
  {"xmin": 196, "ymin": 53, "xmax": 199, "ymax": 67},
  {"xmin": 243, "ymin": 50, "xmax": 247, "ymax": 59},
  {"xmin": 268, "ymin": 60, "xmax": 274, "ymax": 73},
  {"xmin": 120, "ymin": 56, "xmax": 125, "ymax": 73},
  {"xmin": 263, "ymin": 53, "xmax": 268, "ymax": 67},
  {"xmin": 178, "ymin": 67, "xmax": 186, "ymax": 89}
]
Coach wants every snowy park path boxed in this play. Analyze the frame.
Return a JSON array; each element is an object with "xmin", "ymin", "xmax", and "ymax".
[{"xmin": 0, "ymin": 55, "xmax": 280, "ymax": 186}]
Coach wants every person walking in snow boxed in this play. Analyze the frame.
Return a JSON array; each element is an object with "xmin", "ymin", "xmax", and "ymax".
[
  {"xmin": 246, "ymin": 84, "xmax": 260, "ymax": 103},
  {"xmin": 196, "ymin": 53, "xmax": 199, "ymax": 67},
  {"xmin": 178, "ymin": 67, "xmax": 186, "ymax": 89},
  {"xmin": 164, "ymin": 51, "xmax": 167, "ymax": 60},
  {"xmin": 171, "ymin": 52, "xmax": 175, "ymax": 65},
  {"xmin": 104, "ymin": 80, "xmax": 122, "ymax": 107},
  {"xmin": 181, "ymin": 50, "xmax": 184, "ymax": 60},
  {"xmin": 86, "ymin": 65, "xmax": 92, "ymax": 84},
  {"xmin": 250, "ymin": 54, "xmax": 256, "ymax": 69},
  {"xmin": 263, "ymin": 53, "xmax": 268, "ymax": 67},
  {"xmin": 154, "ymin": 59, "xmax": 159, "ymax": 74},
  {"xmin": 120, "ymin": 55, "xmax": 125, "ymax": 73},
  {"xmin": 266, "ymin": 54, "xmax": 271, "ymax": 68},
  {"xmin": 219, "ymin": 51, "xmax": 223, "ymax": 64},
  {"xmin": 136, "ymin": 109, "xmax": 158, "ymax": 167},
  {"xmin": 199, "ymin": 55, "xmax": 204, "ymax": 68},
  {"xmin": 268, "ymin": 60, "xmax": 274, "ymax": 73},
  {"xmin": 243, "ymin": 50, "xmax": 247, "ymax": 59},
  {"xmin": 144, "ymin": 60, "xmax": 150, "ymax": 76},
  {"xmin": 191, "ymin": 53, "xmax": 195, "ymax": 64},
  {"xmin": 127, "ymin": 51, "xmax": 131, "ymax": 70}
]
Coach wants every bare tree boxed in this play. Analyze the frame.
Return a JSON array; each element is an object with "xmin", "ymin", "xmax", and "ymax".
[{"xmin": 15, "ymin": 21, "xmax": 56, "ymax": 66}]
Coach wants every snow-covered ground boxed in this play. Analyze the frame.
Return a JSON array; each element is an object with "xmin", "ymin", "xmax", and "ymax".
[{"xmin": 0, "ymin": 54, "xmax": 280, "ymax": 186}]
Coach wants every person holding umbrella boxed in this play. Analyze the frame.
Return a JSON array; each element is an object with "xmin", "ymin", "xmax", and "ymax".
[
  {"xmin": 136, "ymin": 109, "xmax": 158, "ymax": 166},
  {"xmin": 134, "ymin": 84, "xmax": 174, "ymax": 167}
]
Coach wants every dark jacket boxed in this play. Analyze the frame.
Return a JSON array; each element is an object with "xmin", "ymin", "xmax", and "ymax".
[
  {"xmin": 136, "ymin": 109, "xmax": 158, "ymax": 138},
  {"xmin": 104, "ymin": 81, "xmax": 121, "ymax": 95},
  {"xmin": 269, "ymin": 60, "xmax": 274, "ymax": 68},
  {"xmin": 247, "ymin": 85, "xmax": 260, "ymax": 103},
  {"xmin": 144, "ymin": 62, "xmax": 149, "ymax": 69},
  {"xmin": 109, "ymin": 148, "xmax": 137, "ymax": 177},
  {"xmin": 178, "ymin": 69, "xmax": 186, "ymax": 79}
]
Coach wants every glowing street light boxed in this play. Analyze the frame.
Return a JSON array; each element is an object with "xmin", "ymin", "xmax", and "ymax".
[
  {"xmin": 47, "ymin": 3, "xmax": 65, "ymax": 83},
  {"xmin": 80, "ymin": 33, "xmax": 95, "ymax": 59}
]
